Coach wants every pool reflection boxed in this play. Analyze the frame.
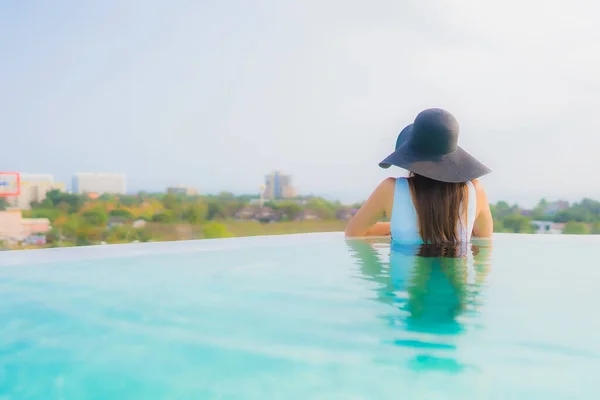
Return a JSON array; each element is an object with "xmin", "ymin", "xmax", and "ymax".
[{"xmin": 346, "ymin": 238, "xmax": 492, "ymax": 372}]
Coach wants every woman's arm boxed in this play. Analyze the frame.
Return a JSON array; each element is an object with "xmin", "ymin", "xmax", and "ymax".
[
  {"xmin": 364, "ymin": 222, "xmax": 391, "ymax": 236},
  {"xmin": 472, "ymin": 180, "xmax": 493, "ymax": 238},
  {"xmin": 345, "ymin": 178, "xmax": 395, "ymax": 237}
]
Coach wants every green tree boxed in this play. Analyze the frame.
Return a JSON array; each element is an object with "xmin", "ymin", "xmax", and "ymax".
[
  {"xmin": 82, "ymin": 208, "xmax": 109, "ymax": 226},
  {"xmin": 206, "ymin": 202, "xmax": 226, "ymax": 220},
  {"xmin": 531, "ymin": 198, "xmax": 551, "ymax": 220},
  {"xmin": 537, "ymin": 198, "xmax": 549, "ymax": 210},
  {"xmin": 29, "ymin": 208, "xmax": 63, "ymax": 222},
  {"xmin": 56, "ymin": 201, "xmax": 72, "ymax": 214},
  {"xmin": 135, "ymin": 228, "xmax": 152, "ymax": 242},
  {"xmin": 109, "ymin": 208, "xmax": 133, "ymax": 220},
  {"xmin": 162, "ymin": 193, "xmax": 181, "ymax": 210},
  {"xmin": 45, "ymin": 228, "xmax": 62, "ymax": 247},
  {"xmin": 0, "ymin": 197, "xmax": 7, "ymax": 210},
  {"xmin": 223, "ymin": 201, "xmax": 245, "ymax": 219},
  {"xmin": 118, "ymin": 195, "xmax": 140, "ymax": 207},
  {"xmin": 277, "ymin": 201, "xmax": 302, "ymax": 221},
  {"xmin": 502, "ymin": 214, "xmax": 535, "ymax": 233},
  {"xmin": 493, "ymin": 219, "xmax": 505, "ymax": 233},
  {"xmin": 580, "ymin": 198, "xmax": 600, "ymax": 216},
  {"xmin": 183, "ymin": 203, "xmax": 208, "ymax": 224},
  {"xmin": 563, "ymin": 221, "xmax": 589, "ymax": 234},
  {"xmin": 264, "ymin": 201, "xmax": 278, "ymax": 209},
  {"xmin": 554, "ymin": 208, "xmax": 592, "ymax": 223},
  {"xmin": 98, "ymin": 193, "xmax": 115, "ymax": 202},
  {"xmin": 43, "ymin": 190, "xmax": 85, "ymax": 213},
  {"xmin": 78, "ymin": 224, "xmax": 104, "ymax": 243},
  {"xmin": 152, "ymin": 211, "xmax": 177, "ymax": 223},
  {"xmin": 592, "ymin": 222, "xmax": 600, "ymax": 234},
  {"xmin": 305, "ymin": 198, "xmax": 336, "ymax": 219},
  {"xmin": 492, "ymin": 201, "xmax": 512, "ymax": 218},
  {"xmin": 60, "ymin": 215, "xmax": 81, "ymax": 239},
  {"xmin": 106, "ymin": 226, "xmax": 133, "ymax": 243},
  {"xmin": 217, "ymin": 192, "xmax": 235, "ymax": 200},
  {"xmin": 203, "ymin": 222, "xmax": 233, "ymax": 239}
]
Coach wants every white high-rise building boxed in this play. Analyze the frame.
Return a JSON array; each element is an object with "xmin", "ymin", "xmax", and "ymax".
[
  {"xmin": 263, "ymin": 171, "xmax": 297, "ymax": 200},
  {"xmin": 72, "ymin": 173, "xmax": 127, "ymax": 195}
]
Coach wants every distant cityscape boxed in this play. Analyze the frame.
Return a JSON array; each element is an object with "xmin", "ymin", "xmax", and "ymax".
[
  {"xmin": 0, "ymin": 170, "xmax": 303, "ymax": 247},
  {"xmin": 1, "ymin": 170, "xmax": 298, "ymax": 211}
]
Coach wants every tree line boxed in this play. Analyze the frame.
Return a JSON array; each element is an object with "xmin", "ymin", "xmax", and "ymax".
[
  {"xmin": 492, "ymin": 198, "xmax": 600, "ymax": 234},
  {"xmin": 10, "ymin": 190, "xmax": 357, "ymax": 246},
  {"xmin": 3, "ymin": 191, "xmax": 600, "ymax": 247}
]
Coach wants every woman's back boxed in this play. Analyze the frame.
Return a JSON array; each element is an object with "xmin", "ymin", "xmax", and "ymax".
[
  {"xmin": 344, "ymin": 108, "xmax": 493, "ymax": 241},
  {"xmin": 390, "ymin": 177, "xmax": 477, "ymax": 243}
]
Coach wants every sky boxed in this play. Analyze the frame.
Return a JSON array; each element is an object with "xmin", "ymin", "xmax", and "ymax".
[{"xmin": 1, "ymin": 0, "xmax": 599, "ymax": 207}]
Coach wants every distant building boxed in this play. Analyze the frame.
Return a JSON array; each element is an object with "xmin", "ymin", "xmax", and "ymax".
[
  {"xmin": 234, "ymin": 205, "xmax": 258, "ymax": 220},
  {"xmin": 132, "ymin": 219, "xmax": 147, "ymax": 229},
  {"xmin": 233, "ymin": 205, "xmax": 283, "ymax": 222},
  {"xmin": 297, "ymin": 209, "xmax": 319, "ymax": 221},
  {"xmin": 72, "ymin": 173, "xmax": 126, "ymax": 195},
  {"xmin": 0, "ymin": 172, "xmax": 20, "ymax": 197},
  {"xmin": 553, "ymin": 222, "xmax": 566, "ymax": 232},
  {"xmin": 0, "ymin": 209, "xmax": 51, "ymax": 243},
  {"xmin": 255, "ymin": 207, "xmax": 282, "ymax": 222},
  {"xmin": 23, "ymin": 234, "xmax": 46, "ymax": 246},
  {"xmin": 21, "ymin": 218, "xmax": 51, "ymax": 236},
  {"xmin": 107, "ymin": 217, "xmax": 126, "ymax": 229},
  {"xmin": 532, "ymin": 220, "xmax": 565, "ymax": 234},
  {"xmin": 336, "ymin": 208, "xmax": 357, "ymax": 221},
  {"xmin": 167, "ymin": 185, "xmax": 198, "ymax": 196},
  {"xmin": 6, "ymin": 174, "xmax": 65, "ymax": 210},
  {"xmin": 264, "ymin": 171, "xmax": 296, "ymax": 200},
  {"xmin": 0, "ymin": 210, "xmax": 22, "ymax": 242}
]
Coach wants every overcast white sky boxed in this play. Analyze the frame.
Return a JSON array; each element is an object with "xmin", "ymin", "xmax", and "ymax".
[{"xmin": 1, "ymin": 0, "xmax": 599, "ymax": 206}]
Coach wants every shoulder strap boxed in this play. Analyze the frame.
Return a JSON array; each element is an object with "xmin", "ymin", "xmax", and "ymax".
[
  {"xmin": 390, "ymin": 178, "xmax": 420, "ymax": 242},
  {"xmin": 391, "ymin": 178, "xmax": 411, "ymax": 222},
  {"xmin": 462, "ymin": 181, "xmax": 477, "ymax": 241},
  {"xmin": 466, "ymin": 181, "xmax": 477, "ymax": 222}
]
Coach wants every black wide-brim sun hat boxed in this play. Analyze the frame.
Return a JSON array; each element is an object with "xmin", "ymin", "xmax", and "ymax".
[{"xmin": 379, "ymin": 108, "xmax": 491, "ymax": 183}]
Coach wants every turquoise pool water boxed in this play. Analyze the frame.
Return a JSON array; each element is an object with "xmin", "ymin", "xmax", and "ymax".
[{"xmin": 0, "ymin": 233, "xmax": 598, "ymax": 399}]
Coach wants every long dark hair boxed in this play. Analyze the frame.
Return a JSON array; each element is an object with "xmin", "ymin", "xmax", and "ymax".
[{"xmin": 407, "ymin": 173, "xmax": 469, "ymax": 245}]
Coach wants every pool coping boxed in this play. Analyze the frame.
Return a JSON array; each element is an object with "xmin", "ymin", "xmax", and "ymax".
[
  {"xmin": 0, "ymin": 232, "xmax": 346, "ymax": 267},
  {"xmin": 1, "ymin": 232, "xmax": 598, "ymax": 267}
]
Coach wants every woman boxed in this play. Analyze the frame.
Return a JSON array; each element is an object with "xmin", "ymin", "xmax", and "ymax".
[{"xmin": 345, "ymin": 108, "xmax": 493, "ymax": 243}]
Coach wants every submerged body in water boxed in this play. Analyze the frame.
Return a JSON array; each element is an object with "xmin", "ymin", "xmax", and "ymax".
[{"xmin": 347, "ymin": 238, "xmax": 491, "ymax": 336}]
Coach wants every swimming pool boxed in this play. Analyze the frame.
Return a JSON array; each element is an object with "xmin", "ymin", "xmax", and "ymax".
[{"xmin": 0, "ymin": 233, "xmax": 598, "ymax": 399}]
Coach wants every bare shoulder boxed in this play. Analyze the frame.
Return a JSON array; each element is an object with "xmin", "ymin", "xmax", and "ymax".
[
  {"xmin": 344, "ymin": 178, "xmax": 396, "ymax": 237},
  {"xmin": 471, "ymin": 180, "xmax": 493, "ymax": 237},
  {"xmin": 364, "ymin": 177, "xmax": 396, "ymax": 210},
  {"xmin": 471, "ymin": 179, "xmax": 488, "ymax": 198},
  {"xmin": 379, "ymin": 177, "xmax": 397, "ymax": 189},
  {"xmin": 373, "ymin": 177, "xmax": 396, "ymax": 197},
  {"xmin": 471, "ymin": 180, "xmax": 491, "ymax": 217}
]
